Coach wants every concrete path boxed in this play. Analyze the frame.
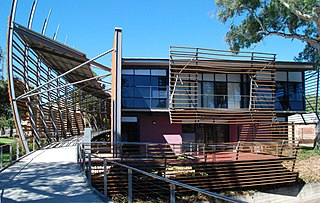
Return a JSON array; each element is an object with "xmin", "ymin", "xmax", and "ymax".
[
  {"xmin": 0, "ymin": 146, "xmax": 104, "ymax": 203},
  {"xmin": 239, "ymin": 182, "xmax": 320, "ymax": 203}
]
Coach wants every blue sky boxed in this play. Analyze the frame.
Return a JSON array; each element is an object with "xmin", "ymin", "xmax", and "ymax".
[{"xmin": 0, "ymin": 0, "xmax": 307, "ymax": 70}]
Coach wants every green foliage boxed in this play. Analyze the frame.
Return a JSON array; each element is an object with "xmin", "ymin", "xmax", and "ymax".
[
  {"xmin": 216, "ymin": 0, "xmax": 320, "ymax": 65},
  {"xmin": 0, "ymin": 80, "xmax": 11, "ymax": 118}
]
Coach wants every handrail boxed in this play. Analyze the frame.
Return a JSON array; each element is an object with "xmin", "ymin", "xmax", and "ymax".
[
  {"xmin": 79, "ymin": 144, "xmax": 245, "ymax": 203},
  {"xmin": 0, "ymin": 142, "xmax": 20, "ymax": 170},
  {"xmin": 82, "ymin": 140, "xmax": 298, "ymax": 159}
]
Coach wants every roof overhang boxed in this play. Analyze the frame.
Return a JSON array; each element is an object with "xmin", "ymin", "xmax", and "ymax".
[
  {"xmin": 123, "ymin": 58, "xmax": 314, "ymax": 72},
  {"xmin": 13, "ymin": 23, "xmax": 110, "ymax": 98}
]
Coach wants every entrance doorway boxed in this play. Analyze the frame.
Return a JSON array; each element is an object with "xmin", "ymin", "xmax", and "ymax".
[
  {"xmin": 196, "ymin": 124, "xmax": 229, "ymax": 144},
  {"xmin": 121, "ymin": 118, "xmax": 139, "ymax": 142}
]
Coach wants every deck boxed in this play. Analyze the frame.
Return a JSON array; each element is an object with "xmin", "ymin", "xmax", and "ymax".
[{"xmin": 83, "ymin": 141, "xmax": 298, "ymax": 198}]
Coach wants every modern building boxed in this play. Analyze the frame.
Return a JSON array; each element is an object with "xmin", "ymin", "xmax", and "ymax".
[
  {"xmin": 7, "ymin": 0, "xmax": 320, "ymax": 197},
  {"xmin": 121, "ymin": 48, "xmax": 313, "ymax": 145}
]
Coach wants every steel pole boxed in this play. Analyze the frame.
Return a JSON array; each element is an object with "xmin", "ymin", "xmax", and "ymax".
[
  {"xmin": 104, "ymin": 159, "xmax": 108, "ymax": 196},
  {"xmin": 170, "ymin": 184, "xmax": 176, "ymax": 203},
  {"xmin": 128, "ymin": 169, "xmax": 132, "ymax": 203}
]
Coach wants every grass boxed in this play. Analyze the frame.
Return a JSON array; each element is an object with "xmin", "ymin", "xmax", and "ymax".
[
  {"xmin": 296, "ymin": 146, "xmax": 320, "ymax": 160},
  {"xmin": 0, "ymin": 137, "xmax": 19, "ymax": 167},
  {"xmin": 295, "ymin": 146, "xmax": 320, "ymax": 183},
  {"xmin": 0, "ymin": 137, "xmax": 17, "ymax": 145}
]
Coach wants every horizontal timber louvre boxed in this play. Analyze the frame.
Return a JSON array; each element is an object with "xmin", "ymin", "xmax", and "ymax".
[{"xmin": 169, "ymin": 46, "xmax": 293, "ymax": 141}]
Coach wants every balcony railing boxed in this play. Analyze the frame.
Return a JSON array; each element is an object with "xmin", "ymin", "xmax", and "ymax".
[{"xmin": 77, "ymin": 143, "xmax": 245, "ymax": 203}]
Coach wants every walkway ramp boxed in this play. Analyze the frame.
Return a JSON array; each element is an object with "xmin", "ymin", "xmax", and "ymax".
[{"xmin": 0, "ymin": 146, "xmax": 104, "ymax": 203}]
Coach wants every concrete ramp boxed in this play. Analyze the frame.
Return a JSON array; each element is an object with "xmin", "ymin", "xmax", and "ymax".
[{"xmin": 0, "ymin": 147, "xmax": 103, "ymax": 203}]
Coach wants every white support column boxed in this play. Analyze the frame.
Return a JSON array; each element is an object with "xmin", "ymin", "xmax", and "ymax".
[{"xmin": 111, "ymin": 28, "xmax": 122, "ymax": 157}]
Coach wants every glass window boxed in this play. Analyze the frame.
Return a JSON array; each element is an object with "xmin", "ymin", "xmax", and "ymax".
[
  {"xmin": 122, "ymin": 75, "xmax": 134, "ymax": 86},
  {"xmin": 275, "ymin": 82, "xmax": 288, "ymax": 110},
  {"xmin": 197, "ymin": 82, "xmax": 202, "ymax": 107},
  {"xmin": 182, "ymin": 124, "xmax": 195, "ymax": 133},
  {"xmin": 214, "ymin": 82, "xmax": 227, "ymax": 108},
  {"xmin": 202, "ymin": 82, "xmax": 214, "ymax": 108},
  {"xmin": 135, "ymin": 87, "xmax": 150, "ymax": 98},
  {"xmin": 122, "ymin": 69, "xmax": 134, "ymax": 75},
  {"xmin": 151, "ymin": 69, "xmax": 166, "ymax": 76},
  {"xmin": 134, "ymin": 98, "xmax": 150, "ymax": 108},
  {"xmin": 122, "ymin": 98, "xmax": 134, "ymax": 108},
  {"xmin": 203, "ymin": 73, "xmax": 214, "ymax": 81},
  {"xmin": 215, "ymin": 74, "xmax": 226, "ymax": 82},
  {"xmin": 121, "ymin": 67, "xmax": 168, "ymax": 110},
  {"xmin": 122, "ymin": 87, "xmax": 134, "ymax": 97},
  {"xmin": 135, "ymin": 69, "xmax": 150, "ymax": 75},
  {"xmin": 151, "ymin": 76, "xmax": 167, "ymax": 86},
  {"xmin": 288, "ymin": 83, "xmax": 303, "ymax": 101},
  {"xmin": 197, "ymin": 73, "xmax": 202, "ymax": 81},
  {"xmin": 228, "ymin": 74, "xmax": 241, "ymax": 82},
  {"xmin": 135, "ymin": 75, "xmax": 150, "ymax": 86},
  {"xmin": 276, "ymin": 71, "xmax": 287, "ymax": 81},
  {"xmin": 288, "ymin": 72, "xmax": 302, "ymax": 82},
  {"xmin": 152, "ymin": 87, "xmax": 167, "ymax": 98},
  {"xmin": 151, "ymin": 99, "xmax": 167, "ymax": 108},
  {"xmin": 228, "ymin": 83, "xmax": 241, "ymax": 108},
  {"xmin": 275, "ymin": 81, "xmax": 304, "ymax": 111}
]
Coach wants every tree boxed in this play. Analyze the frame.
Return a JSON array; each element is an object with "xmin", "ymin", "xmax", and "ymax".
[
  {"xmin": 216, "ymin": 1, "xmax": 320, "ymax": 149},
  {"xmin": 0, "ymin": 80, "xmax": 11, "ymax": 118},
  {"xmin": 0, "ymin": 46, "xmax": 4, "ymax": 79},
  {"xmin": 0, "ymin": 79, "xmax": 13, "ymax": 136},
  {"xmin": 215, "ymin": 0, "xmax": 319, "ymax": 65}
]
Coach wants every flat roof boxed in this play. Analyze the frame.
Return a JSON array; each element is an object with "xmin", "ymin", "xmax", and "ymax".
[{"xmin": 122, "ymin": 58, "xmax": 314, "ymax": 70}]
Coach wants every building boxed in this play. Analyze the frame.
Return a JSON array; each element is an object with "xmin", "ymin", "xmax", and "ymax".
[{"xmin": 121, "ymin": 47, "xmax": 313, "ymax": 145}]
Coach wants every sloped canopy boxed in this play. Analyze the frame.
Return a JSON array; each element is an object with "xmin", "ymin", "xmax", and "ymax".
[{"xmin": 13, "ymin": 23, "xmax": 110, "ymax": 98}]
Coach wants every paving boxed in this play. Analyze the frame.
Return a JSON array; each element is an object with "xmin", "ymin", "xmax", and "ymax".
[
  {"xmin": 0, "ymin": 146, "xmax": 104, "ymax": 203},
  {"xmin": 239, "ymin": 182, "xmax": 320, "ymax": 203}
]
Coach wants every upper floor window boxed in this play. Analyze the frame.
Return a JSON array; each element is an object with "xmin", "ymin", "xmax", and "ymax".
[
  {"xmin": 275, "ymin": 71, "xmax": 304, "ymax": 111},
  {"xmin": 122, "ymin": 68, "xmax": 168, "ymax": 109},
  {"xmin": 173, "ymin": 73, "xmax": 248, "ymax": 109}
]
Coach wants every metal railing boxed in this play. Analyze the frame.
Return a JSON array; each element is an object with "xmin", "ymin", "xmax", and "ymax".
[
  {"xmin": 77, "ymin": 143, "xmax": 246, "ymax": 203},
  {"xmin": 82, "ymin": 141, "xmax": 297, "ymax": 163},
  {"xmin": 0, "ymin": 142, "xmax": 21, "ymax": 170}
]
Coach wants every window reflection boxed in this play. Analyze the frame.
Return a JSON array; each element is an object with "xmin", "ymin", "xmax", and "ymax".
[
  {"xmin": 122, "ymin": 68, "xmax": 168, "ymax": 109},
  {"xmin": 275, "ymin": 71, "xmax": 304, "ymax": 111}
]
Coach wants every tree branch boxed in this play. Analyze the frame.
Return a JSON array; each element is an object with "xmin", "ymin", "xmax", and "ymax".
[
  {"xmin": 260, "ymin": 30, "xmax": 320, "ymax": 46},
  {"xmin": 282, "ymin": 1, "xmax": 317, "ymax": 22}
]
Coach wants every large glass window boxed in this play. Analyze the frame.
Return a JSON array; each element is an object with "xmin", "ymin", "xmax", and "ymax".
[
  {"xmin": 202, "ymin": 82, "xmax": 214, "ymax": 108},
  {"xmin": 228, "ymin": 83, "xmax": 241, "ymax": 108},
  {"xmin": 275, "ymin": 71, "xmax": 304, "ymax": 111},
  {"xmin": 122, "ymin": 67, "xmax": 168, "ymax": 109},
  {"xmin": 214, "ymin": 82, "xmax": 227, "ymax": 108},
  {"xmin": 196, "ymin": 73, "xmax": 245, "ymax": 109}
]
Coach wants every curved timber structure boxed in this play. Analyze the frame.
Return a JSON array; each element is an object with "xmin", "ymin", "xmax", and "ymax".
[{"xmin": 6, "ymin": 0, "xmax": 119, "ymax": 152}]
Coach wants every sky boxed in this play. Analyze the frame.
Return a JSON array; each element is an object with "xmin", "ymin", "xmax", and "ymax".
[{"xmin": 0, "ymin": 0, "xmax": 307, "ymax": 75}]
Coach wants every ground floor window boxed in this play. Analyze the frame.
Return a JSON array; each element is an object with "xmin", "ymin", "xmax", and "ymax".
[{"xmin": 182, "ymin": 124, "xmax": 229, "ymax": 144}]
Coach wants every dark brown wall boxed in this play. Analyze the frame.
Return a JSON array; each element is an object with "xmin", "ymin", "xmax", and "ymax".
[{"xmin": 139, "ymin": 114, "xmax": 182, "ymax": 143}]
